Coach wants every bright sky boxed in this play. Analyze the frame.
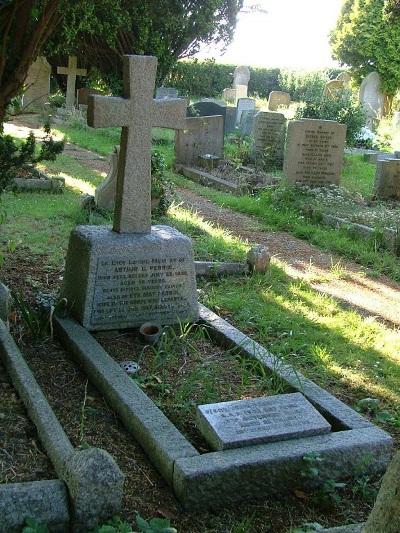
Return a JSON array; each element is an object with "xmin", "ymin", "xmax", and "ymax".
[{"xmin": 196, "ymin": 0, "xmax": 343, "ymax": 70}]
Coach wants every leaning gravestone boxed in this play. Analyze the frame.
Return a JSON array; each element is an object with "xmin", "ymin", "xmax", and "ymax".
[
  {"xmin": 23, "ymin": 57, "xmax": 51, "ymax": 112},
  {"xmin": 57, "ymin": 56, "xmax": 87, "ymax": 111},
  {"xmin": 374, "ymin": 159, "xmax": 400, "ymax": 200},
  {"xmin": 284, "ymin": 119, "xmax": 347, "ymax": 186},
  {"xmin": 197, "ymin": 393, "xmax": 331, "ymax": 451},
  {"xmin": 324, "ymin": 79, "xmax": 344, "ymax": 99},
  {"xmin": 359, "ymin": 72, "xmax": 385, "ymax": 127},
  {"xmin": 62, "ymin": 55, "xmax": 198, "ymax": 330},
  {"xmin": 233, "ymin": 65, "xmax": 250, "ymax": 88},
  {"xmin": 95, "ymin": 146, "xmax": 120, "ymax": 210},
  {"xmin": 251, "ymin": 111, "xmax": 286, "ymax": 164},
  {"xmin": 268, "ymin": 91, "xmax": 291, "ymax": 111},
  {"xmin": 175, "ymin": 116, "xmax": 224, "ymax": 166},
  {"xmin": 156, "ymin": 87, "xmax": 179, "ymax": 99},
  {"xmin": 236, "ymin": 97, "xmax": 256, "ymax": 125}
]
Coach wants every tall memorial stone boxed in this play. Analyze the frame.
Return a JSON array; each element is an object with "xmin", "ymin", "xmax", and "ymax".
[
  {"xmin": 359, "ymin": 72, "xmax": 385, "ymax": 127},
  {"xmin": 251, "ymin": 111, "xmax": 286, "ymax": 165},
  {"xmin": 268, "ymin": 91, "xmax": 290, "ymax": 111},
  {"xmin": 62, "ymin": 55, "xmax": 198, "ymax": 330},
  {"xmin": 374, "ymin": 159, "xmax": 400, "ymax": 200},
  {"xmin": 175, "ymin": 116, "xmax": 224, "ymax": 166},
  {"xmin": 23, "ymin": 57, "xmax": 51, "ymax": 112},
  {"xmin": 284, "ymin": 119, "xmax": 346, "ymax": 186},
  {"xmin": 57, "ymin": 56, "xmax": 87, "ymax": 111},
  {"xmin": 233, "ymin": 65, "xmax": 250, "ymax": 88}
]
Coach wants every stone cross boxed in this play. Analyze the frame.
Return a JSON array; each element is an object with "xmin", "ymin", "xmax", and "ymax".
[
  {"xmin": 87, "ymin": 55, "xmax": 187, "ymax": 234},
  {"xmin": 57, "ymin": 56, "xmax": 87, "ymax": 111}
]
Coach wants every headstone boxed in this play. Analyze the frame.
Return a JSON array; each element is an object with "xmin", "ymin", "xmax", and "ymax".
[
  {"xmin": 247, "ymin": 245, "xmax": 271, "ymax": 273},
  {"xmin": 77, "ymin": 88, "xmax": 105, "ymax": 107},
  {"xmin": 374, "ymin": 159, "xmax": 400, "ymax": 200},
  {"xmin": 251, "ymin": 111, "xmax": 286, "ymax": 164},
  {"xmin": 359, "ymin": 72, "xmax": 385, "ymax": 127},
  {"xmin": 196, "ymin": 393, "xmax": 331, "ymax": 451},
  {"xmin": 225, "ymin": 106, "xmax": 237, "ymax": 134},
  {"xmin": 234, "ymin": 84, "xmax": 248, "ymax": 101},
  {"xmin": 187, "ymin": 100, "xmax": 226, "ymax": 130},
  {"xmin": 233, "ymin": 65, "xmax": 250, "ymax": 87},
  {"xmin": 268, "ymin": 91, "xmax": 291, "ymax": 111},
  {"xmin": 175, "ymin": 115, "xmax": 224, "ymax": 166},
  {"xmin": 62, "ymin": 55, "xmax": 198, "ymax": 330},
  {"xmin": 239, "ymin": 109, "xmax": 257, "ymax": 136},
  {"xmin": 222, "ymin": 88, "xmax": 237, "ymax": 102},
  {"xmin": 324, "ymin": 79, "xmax": 344, "ymax": 99},
  {"xmin": 156, "ymin": 87, "xmax": 179, "ymax": 99},
  {"xmin": 284, "ymin": 119, "xmax": 347, "ymax": 186},
  {"xmin": 95, "ymin": 146, "xmax": 120, "ymax": 210},
  {"xmin": 23, "ymin": 57, "xmax": 51, "ymax": 112},
  {"xmin": 337, "ymin": 71, "xmax": 351, "ymax": 87},
  {"xmin": 236, "ymin": 97, "xmax": 256, "ymax": 125},
  {"xmin": 57, "ymin": 56, "xmax": 87, "ymax": 111}
]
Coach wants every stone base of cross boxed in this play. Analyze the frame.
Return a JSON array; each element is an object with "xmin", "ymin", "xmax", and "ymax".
[{"xmin": 62, "ymin": 55, "xmax": 199, "ymax": 330}]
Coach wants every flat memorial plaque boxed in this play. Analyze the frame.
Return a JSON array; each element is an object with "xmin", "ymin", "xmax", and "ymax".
[{"xmin": 196, "ymin": 393, "xmax": 331, "ymax": 450}]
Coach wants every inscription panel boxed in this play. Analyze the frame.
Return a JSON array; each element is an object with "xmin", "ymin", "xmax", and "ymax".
[
  {"xmin": 197, "ymin": 393, "xmax": 331, "ymax": 450},
  {"xmin": 91, "ymin": 254, "xmax": 193, "ymax": 326},
  {"xmin": 284, "ymin": 119, "xmax": 346, "ymax": 186}
]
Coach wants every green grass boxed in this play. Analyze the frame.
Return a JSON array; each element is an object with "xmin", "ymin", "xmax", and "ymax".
[{"xmin": 341, "ymin": 155, "xmax": 376, "ymax": 196}]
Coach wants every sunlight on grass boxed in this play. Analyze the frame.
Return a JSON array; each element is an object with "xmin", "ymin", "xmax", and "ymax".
[{"xmin": 60, "ymin": 173, "xmax": 95, "ymax": 195}]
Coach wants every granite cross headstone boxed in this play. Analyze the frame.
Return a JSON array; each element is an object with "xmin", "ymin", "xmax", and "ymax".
[{"xmin": 57, "ymin": 56, "xmax": 87, "ymax": 111}]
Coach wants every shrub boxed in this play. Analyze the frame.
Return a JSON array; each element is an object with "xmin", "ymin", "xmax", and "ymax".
[
  {"xmin": 151, "ymin": 149, "xmax": 171, "ymax": 216},
  {"xmin": 279, "ymin": 70, "xmax": 329, "ymax": 102},
  {"xmin": 295, "ymin": 89, "xmax": 366, "ymax": 146}
]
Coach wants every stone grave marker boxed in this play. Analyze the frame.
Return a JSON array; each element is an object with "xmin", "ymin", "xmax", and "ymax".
[
  {"xmin": 77, "ymin": 87, "xmax": 105, "ymax": 107},
  {"xmin": 268, "ymin": 91, "xmax": 291, "ymax": 111},
  {"xmin": 57, "ymin": 56, "xmax": 87, "ymax": 111},
  {"xmin": 359, "ymin": 72, "xmax": 385, "ymax": 127},
  {"xmin": 197, "ymin": 393, "xmax": 331, "ymax": 451},
  {"xmin": 23, "ymin": 57, "xmax": 51, "ymax": 112},
  {"xmin": 62, "ymin": 55, "xmax": 198, "ymax": 330},
  {"xmin": 225, "ymin": 106, "xmax": 237, "ymax": 133},
  {"xmin": 187, "ymin": 100, "xmax": 226, "ymax": 129},
  {"xmin": 236, "ymin": 97, "xmax": 256, "ymax": 125},
  {"xmin": 251, "ymin": 111, "xmax": 286, "ymax": 164},
  {"xmin": 284, "ymin": 119, "xmax": 347, "ymax": 186},
  {"xmin": 156, "ymin": 87, "xmax": 179, "ymax": 99},
  {"xmin": 233, "ymin": 65, "xmax": 250, "ymax": 87},
  {"xmin": 239, "ymin": 109, "xmax": 257, "ymax": 136},
  {"xmin": 324, "ymin": 79, "xmax": 344, "ymax": 99},
  {"xmin": 374, "ymin": 159, "xmax": 400, "ymax": 200},
  {"xmin": 222, "ymin": 87, "xmax": 237, "ymax": 102},
  {"xmin": 95, "ymin": 146, "xmax": 120, "ymax": 210},
  {"xmin": 337, "ymin": 71, "xmax": 351, "ymax": 87},
  {"xmin": 175, "ymin": 115, "xmax": 224, "ymax": 166}
]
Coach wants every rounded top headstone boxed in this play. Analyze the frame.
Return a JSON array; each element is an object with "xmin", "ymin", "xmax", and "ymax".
[
  {"xmin": 233, "ymin": 65, "xmax": 250, "ymax": 87},
  {"xmin": 359, "ymin": 71, "xmax": 385, "ymax": 120},
  {"xmin": 337, "ymin": 71, "xmax": 351, "ymax": 85},
  {"xmin": 323, "ymin": 79, "xmax": 345, "ymax": 99}
]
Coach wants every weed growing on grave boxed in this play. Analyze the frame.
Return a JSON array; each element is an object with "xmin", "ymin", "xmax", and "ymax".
[
  {"xmin": 93, "ymin": 515, "xmax": 177, "ymax": 533},
  {"xmin": 22, "ymin": 518, "xmax": 49, "ymax": 533},
  {"xmin": 301, "ymin": 452, "xmax": 346, "ymax": 508}
]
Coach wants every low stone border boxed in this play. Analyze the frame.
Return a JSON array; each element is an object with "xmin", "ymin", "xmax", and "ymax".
[
  {"xmin": 0, "ymin": 480, "xmax": 69, "ymax": 533},
  {"xmin": 322, "ymin": 526, "xmax": 364, "ymax": 533},
  {"xmin": 55, "ymin": 309, "xmax": 393, "ymax": 510},
  {"xmin": 0, "ymin": 319, "xmax": 124, "ymax": 532},
  {"xmin": 177, "ymin": 165, "xmax": 249, "ymax": 195},
  {"xmin": 11, "ymin": 176, "xmax": 65, "ymax": 193},
  {"xmin": 195, "ymin": 260, "xmax": 248, "ymax": 277}
]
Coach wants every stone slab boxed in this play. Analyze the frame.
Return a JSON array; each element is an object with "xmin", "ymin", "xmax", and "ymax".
[
  {"xmin": 239, "ymin": 109, "xmax": 257, "ymax": 136},
  {"xmin": 197, "ymin": 393, "xmax": 331, "ymax": 450},
  {"xmin": 236, "ymin": 97, "xmax": 256, "ymax": 125},
  {"xmin": 180, "ymin": 166, "xmax": 248, "ymax": 195},
  {"xmin": 0, "ymin": 480, "xmax": 70, "ymax": 533},
  {"xmin": 23, "ymin": 57, "xmax": 51, "ymax": 112},
  {"xmin": 175, "ymin": 116, "xmax": 224, "ymax": 166},
  {"xmin": 374, "ymin": 158, "xmax": 400, "ymax": 200},
  {"xmin": 62, "ymin": 224, "xmax": 199, "ymax": 330},
  {"xmin": 55, "ymin": 316, "xmax": 200, "ymax": 485},
  {"xmin": 173, "ymin": 426, "xmax": 392, "ymax": 510},
  {"xmin": 284, "ymin": 119, "xmax": 346, "ymax": 186},
  {"xmin": 0, "ymin": 281, "xmax": 11, "ymax": 323},
  {"xmin": 233, "ymin": 65, "xmax": 250, "ymax": 87},
  {"xmin": 322, "ymin": 526, "xmax": 364, "ymax": 533},
  {"xmin": 251, "ymin": 111, "xmax": 286, "ymax": 163},
  {"xmin": 268, "ymin": 91, "xmax": 290, "ymax": 111},
  {"xmin": 225, "ymin": 106, "xmax": 237, "ymax": 133},
  {"xmin": 156, "ymin": 87, "xmax": 178, "ymax": 99}
]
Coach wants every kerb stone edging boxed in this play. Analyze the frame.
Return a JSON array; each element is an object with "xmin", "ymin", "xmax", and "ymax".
[
  {"xmin": 0, "ymin": 319, "xmax": 124, "ymax": 532},
  {"xmin": 179, "ymin": 165, "xmax": 249, "ymax": 195},
  {"xmin": 0, "ymin": 480, "xmax": 69, "ymax": 533}
]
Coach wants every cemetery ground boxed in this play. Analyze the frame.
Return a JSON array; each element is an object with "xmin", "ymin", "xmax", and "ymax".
[{"xmin": 1, "ymin": 115, "xmax": 400, "ymax": 532}]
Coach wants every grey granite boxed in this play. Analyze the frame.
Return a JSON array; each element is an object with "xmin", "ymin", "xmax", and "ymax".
[
  {"xmin": 55, "ymin": 316, "xmax": 200, "ymax": 485},
  {"xmin": 0, "ymin": 480, "xmax": 70, "ymax": 533},
  {"xmin": 62, "ymin": 224, "xmax": 199, "ymax": 330},
  {"xmin": 197, "ymin": 393, "xmax": 331, "ymax": 450},
  {"xmin": 236, "ymin": 98, "xmax": 256, "ymax": 126},
  {"xmin": 175, "ymin": 116, "xmax": 224, "ymax": 167}
]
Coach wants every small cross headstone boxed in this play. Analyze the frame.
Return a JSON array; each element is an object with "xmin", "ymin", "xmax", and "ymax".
[
  {"xmin": 57, "ymin": 56, "xmax": 87, "ymax": 111},
  {"xmin": 63, "ymin": 55, "xmax": 198, "ymax": 330}
]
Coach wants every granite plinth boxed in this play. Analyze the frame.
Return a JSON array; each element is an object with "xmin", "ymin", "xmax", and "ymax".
[
  {"xmin": 197, "ymin": 393, "xmax": 331, "ymax": 450},
  {"xmin": 62, "ymin": 225, "xmax": 198, "ymax": 330}
]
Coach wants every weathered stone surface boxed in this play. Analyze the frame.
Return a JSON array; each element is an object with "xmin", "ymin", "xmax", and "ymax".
[
  {"xmin": 236, "ymin": 97, "xmax": 256, "ymax": 125},
  {"xmin": 175, "ymin": 116, "xmax": 224, "ymax": 166},
  {"xmin": 337, "ymin": 71, "xmax": 351, "ymax": 87},
  {"xmin": 155, "ymin": 86, "xmax": 178, "ymax": 99},
  {"xmin": 55, "ymin": 316, "xmax": 200, "ymax": 485},
  {"xmin": 180, "ymin": 166, "xmax": 247, "ymax": 195},
  {"xmin": 233, "ymin": 65, "xmax": 250, "ymax": 87},
  {"xmin": 234, "ymin": 84, "xmax": 248, "ymax": 102},
  {"xmin": 63, "ymin": 448, "xmax": 124, "ymax": 533},
  {"xmin": 225, "ymin": 106, "xmax": 237, "ymax": 133},
  {"xmin": 23, "ymin": 57, "xmax": 51, "ymax": 112},
  {"xmin": 77, "ymin": 87, "xmax": 104, "ymax": 106},
  {"xmin": 62, "ymin": 225, "xmax": 199, "ymax": 330},
  {"xmin": 0, "ymin": 282, "xmax": 11, "ymax": 323},
  {"xmin": 173, "ymin": 426, "xmax": 392, "ymax": 510},
  {"xmin": 187, "ymin": 100, "xmax": 226, "ymax": 132},
  {"xmin": 197, "ymin": 393, "xmax": 331, "ymax": 450},
  {"xmin": 222, "ymin": 87, "xmax": 237, "ymax": 102},
  {"xmin": 268, "ymin": 91, "xmax": 290, "ymax": 111},
  {"xmin": 374, "ymin": 159, "xmax": 400, "ymax": 200},
  {"xmin": 251, "ymin": 111, "xmax": 286, "ymax": 163},
  {"xmin": 359, "ymin": 72, "xmax": 385, "ymax": 127},
  {"xmin": 322, "ymin": 526, "xmax": 364, "ymax": 533},
  {"xmin": 88, "ymin": 55, "xmax": 186, "ymax": 234},
  {"xmin": 0, "ymin": 480, "xmax": 70, "ymax": 533},
  {"xmin": 247, "ymin": 244, "xmax": 271, "ymax": 273},
  {"xmin": 57, "ymin": 56, "xmax": 87, "ymax": 111},
  {"xmin": 324, "ymin": 79, "xmax": 345, "ymax": 99},
  {"xmin": 12, "ymin": 176, "xmax": 65, "ymax": 193},
  {"xmin": 284, "ymin": 119, "xmax": 346, "ymax": 186},
  {"xmin": 239, "ymin": 109, "xmax": 257, "ymax": 136},
  {"xmin": 95, "ymin": 146, "xmax": 119, "ymax": 210}
]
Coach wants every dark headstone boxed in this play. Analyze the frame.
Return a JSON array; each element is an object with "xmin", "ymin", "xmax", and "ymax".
[
  {"xmin": 77, "ymin": 87, "xmax": 105, "ymax": 106},
  {"xmin": 187, "ymin": 100, "xmax": 227, "ymax": 132}
]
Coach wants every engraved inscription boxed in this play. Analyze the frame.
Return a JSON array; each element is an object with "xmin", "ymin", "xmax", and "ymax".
[{"xmin": 91, "ymin": 254, "xmax": 192, "ymax": 326}]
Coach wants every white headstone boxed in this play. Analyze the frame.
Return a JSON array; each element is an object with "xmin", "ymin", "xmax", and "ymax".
[
  {"xmin": 57, "ymin": 56, "xmax": 87, "ymax": 111},
  {"xmin": 236, "ymin": 98, "xmax": 256, "ymax": 126},
  {"xmin": 359, "ymin": 72, "xmax": 385, "ymax": 126},
  {"xmin": 23, "ymin": 57, "xmax": 51, "ymax": 112},
  {"xmin": 233, "ymin": 65, "xmax": 250, "ymax": 87}
]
